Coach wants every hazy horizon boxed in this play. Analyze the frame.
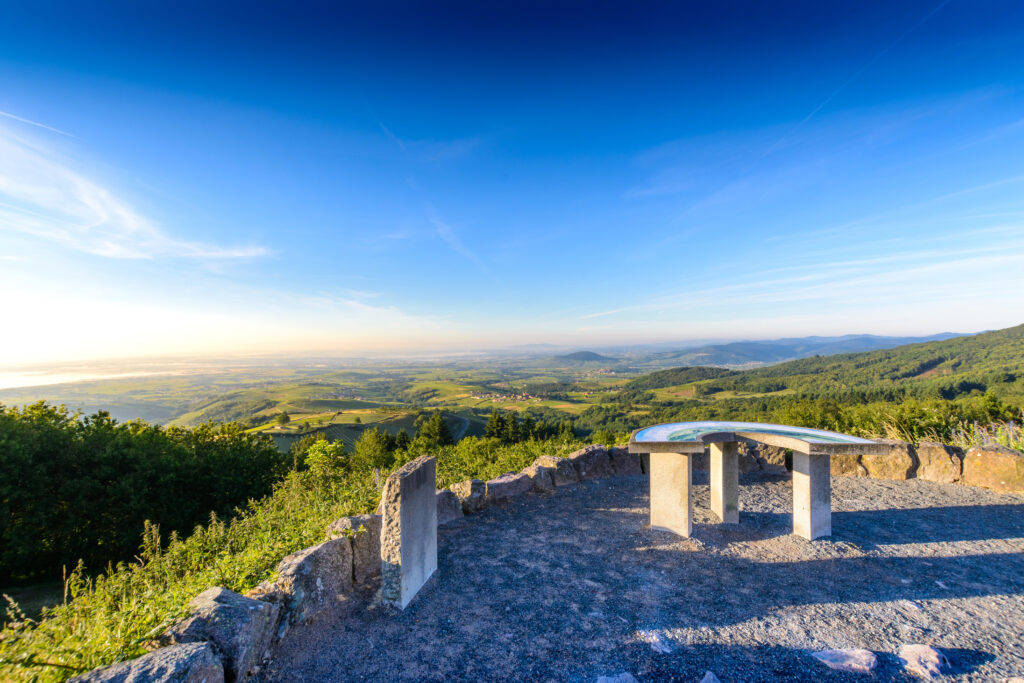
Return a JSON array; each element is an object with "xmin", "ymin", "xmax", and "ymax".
[{"xmin": 3, "ymin": 2, "xmax": 1023, "ymax": 366}]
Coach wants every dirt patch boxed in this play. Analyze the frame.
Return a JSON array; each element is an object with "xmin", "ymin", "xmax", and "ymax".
[{"xmin": 259, "ymin": 473, "xmax": 1024, "ymax": 682}]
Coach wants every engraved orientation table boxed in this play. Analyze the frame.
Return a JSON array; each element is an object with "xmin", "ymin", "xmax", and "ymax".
[{"xmin": 629, "ymin": 421, "xmax": 888, "ymax": 540}]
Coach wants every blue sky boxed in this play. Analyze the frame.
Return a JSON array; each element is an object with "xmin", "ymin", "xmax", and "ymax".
[{"xmin": 1, "ymin": 1, "xmax": 1023, "ymax": 364}]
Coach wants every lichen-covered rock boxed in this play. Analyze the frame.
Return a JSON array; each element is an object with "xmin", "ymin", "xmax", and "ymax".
[
  {"xmin": 521, "ymin": 464, "xmax": 556, "ymax": 493},
  {"xmin": 567, "ymin": 445, "xmax": 614, "ymax": 480},
  {"xmin": 608, "ymin": 447, "xmax": 642, "ymax": 476},
  {"xmin": 246, "ymin": 537, "xmax": 354, "ymax": 632},
  {"xmin": 436, "ymin": 489, "xmax": 464, "ymax": 525},
  {"xmin": 449, "ymin": 478, "xmax": 486, "ymax": 513},
  {"xmin": 532, "ymin": 455, "xmax": 580, "ymax": 486},
  {"xmin": 164, "ymin": 587, "xmax": 278, "ymax": 682},
  {"xmin": 485, "ymin": 471, "xmax": 533, "ymax": 503},
  {"xmin": 861, "ymin": 440, "xmax": 917, "ymax": 480},
  {"xmin": 831, "ymin": 453, "xmax": 867, "ymax": 477},
  {"xmin": 962, "ymin": 445, "xmax": 1024, "ymax": 493},
  {"xmin": 70, "ymin": 642, "xmax": 224, "ymax": 683},
  {"xmin": 915, "ymin": 441, "xmax": 962, "ymax": 484},
  {"xmin": 325, "ymin": 514, "xmax": 382, "ymax": 588}
]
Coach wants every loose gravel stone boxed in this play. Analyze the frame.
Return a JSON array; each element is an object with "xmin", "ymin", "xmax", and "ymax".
[
  {"xmin": 811, "ymin": 648, "xmax": 877, "ymax": 674},
  {"xmin": 899, "ymin": 643, "xmax": 951, "ymax": 679}
]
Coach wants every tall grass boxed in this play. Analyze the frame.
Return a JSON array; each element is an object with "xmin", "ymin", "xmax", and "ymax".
[
  {"xmin": 0, "ymin": 437, "xmax": 581, "ymax": 682},
  {"xmin": 947, "ymin": 420, "xmax": 1024, "ymax": 452}
]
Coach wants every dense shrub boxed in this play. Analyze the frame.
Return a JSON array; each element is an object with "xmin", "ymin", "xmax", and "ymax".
[{"xmin": 0, "ymin": 403, "xmax": 289, "ymax": 583}]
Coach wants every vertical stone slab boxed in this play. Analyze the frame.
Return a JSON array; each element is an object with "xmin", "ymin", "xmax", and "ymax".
[
  {"xmin": 792, "ymin": 451, "xmax": 831, "ymax": 540},
  {"xmin": 381, "ymin": 456, "xmax": 437, "ymax": 609},
  {"xmin": 709, "ymin": 441, "xmax": 739, "ymax": 524},
  {"xmin": 649, "ymin": 452, "xmax": 692, "ymax": 537}
]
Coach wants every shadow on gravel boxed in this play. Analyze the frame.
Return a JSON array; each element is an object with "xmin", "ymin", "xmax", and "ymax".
[
  {"xmin": 833, "ymin": 504, "xmax": 1024, "ymax": 549},
  {"xmin": 636, "ymin": 643, "xmax": 994, "ymax": 682},
  {"xmin": 637, "ymin": 548, "xmax": 1024, "ymax": 624}
]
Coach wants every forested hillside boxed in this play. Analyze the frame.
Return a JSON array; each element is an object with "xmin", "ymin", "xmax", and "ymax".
[{"xmin": 715, "ymin": 323, "xmax": 1024, "ymax": 402}]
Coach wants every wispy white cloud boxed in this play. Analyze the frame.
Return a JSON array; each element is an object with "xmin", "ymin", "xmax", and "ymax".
[
  {"xmin": 580, "ymin": 225, "xmax": 1024, "ymax": 322},
  {"xmin": 379, "ymin": 121, "xmax": 483, "ymax": 162},
  {"xmin": 0, "ymin": 109, "xmax": 75, "ymax": 137},
  {"xmin": 426, "ymin": 207, "xmax": 490, "ymax": 274},
  {"xmin": 0, "ymin": 124, "xmax": 269, "ymax": 260}
]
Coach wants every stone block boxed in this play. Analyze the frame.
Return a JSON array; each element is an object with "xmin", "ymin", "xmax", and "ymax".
[
  {"xmin": 247, "ymin": 537, "xmax": 354, "ymax": 631},
  {"xmin": 449, "ymin": 478, "xmax": 486, "ymax": 513},
  {"xmin": 532, "ymin": 455, "xmax": 580, "ymax": 486},
  {"xmin": 649, "ymin": 452, "xmax": 692, "ymax": 537},
  {"xmin": 915, "ymin": 441, "xmax": 963, "ymax": 484},
  {"xmin": 326, "ymin": 514, "xmax": 382, "ymax": 588},
  {"xmin": 436, "ymin": 489, "xmax": 464, "ymax": 525},
  {"xmin": 608, "ymin": 447, "xmax": 642, "ymax": 476},
  {"xmin": 381, "ymin": 456, "xmax": 437, "ymax": 609},
  {"xmin": 70, "ymin": 642, "xmax": 224, "ymax": 683},
  {"xmin": 567, "ymin": 445, "xmax": 614, "ymax": 480},
  {"xmin": 738, "ymin": 451, "xmax": 761, "ymax": 473},
  {"xmin": 521, "ymin": 464, "xmax": 556, "ymax": 493},
  {"xmin": 962, "ymin": 445, "xmax": 1024, "ymax": 493},
  {"xmin": 793, "ymin": 452, "xmax": 831, "ymax": 540},
  {"xmin": 861, "ymin": 440, "xmax": 917, "ymax": 480},
  {"xmin": 164, "ymin": 587, "xmax": 278, "ymax": 683},
  {"xmin": 756, "ymin": 444, "xmax": 789, "ymax": 468},
  {"xmin": 485, "ymin": 471, "xmax": 533, "ymax": 503},
  {"xmin": 831, "ymin": 453, "xmax": 866, "ymax": 477}
]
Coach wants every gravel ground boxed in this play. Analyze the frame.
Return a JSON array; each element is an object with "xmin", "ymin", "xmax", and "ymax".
[{"xmin": 259, "ymin": 472, "xmax": 1024, "ymax": 682}]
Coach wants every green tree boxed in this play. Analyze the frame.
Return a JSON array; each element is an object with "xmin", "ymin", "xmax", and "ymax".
[
  {"xmin": 352, "ymin": 427, "xmax": 395, "ymax": 470},
  {"xmin": 418, "ymin": 412, "xmax": 454, "ymax": 448},
  {"xmin": 485, "ymin": 409, "xmax": 505, "ymax": 439},
  {"xmin": 522, "ymin": 413, "xmax": 536, "ymax": 440},
  {"xmin": 304, "ymin": 439, "xmax": 347, "ymax": 484},
  {"xmin": 502, "ymin": 412, "xmax": 520, "ymax": 443},
  {"xmin": 275, "ymin": 411, "xmax": 291, "ymax": 426},
  {"xmin": 394, "ymin": 429, "xmax": 412, "ymax": 451}
]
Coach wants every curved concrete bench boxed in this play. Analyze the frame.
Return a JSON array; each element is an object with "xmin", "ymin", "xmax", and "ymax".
[{"xmin": 629, "ymin": 421, "xmax": 888, "ymax": 540}]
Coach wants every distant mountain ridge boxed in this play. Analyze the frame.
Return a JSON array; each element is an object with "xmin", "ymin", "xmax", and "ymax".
[
  {"xmin": 643, "ymin": 332, "xmax": 966, "ymax": 368},
  {"xmin": 552, "ymin": 351, "xmax": 615, "ymax": 363},
  {"xmin": 628, "ymin": 323, "xmax": 1024, "ymax": 402}
]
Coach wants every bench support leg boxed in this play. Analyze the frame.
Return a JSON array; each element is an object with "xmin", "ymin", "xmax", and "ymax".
[
  {"xmin": 710, "ymin": 441, "xmax": 740, "ymax": 523},
  {"xmin": 792, "ymin": 451, "xmax": 831, "ymax": 539},
  {"xmin": 649, "ymin": 452, "xmax": 692, "ymax": 537}
]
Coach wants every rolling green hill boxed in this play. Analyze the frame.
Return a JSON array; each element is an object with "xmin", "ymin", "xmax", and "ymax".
[{"xmin": 713, "ymin": 323, "xmax": 1024, "ymax": 404}]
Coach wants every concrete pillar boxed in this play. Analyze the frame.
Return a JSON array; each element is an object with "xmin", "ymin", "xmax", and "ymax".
[
  {"xmin": 381, "ymin": 456, "xmax": 437, "ymax": 609},
  {"xmin": 792, "ymin": 451, "xmax": 831, "ymax": 540},
  {"xmin": 709, "ymin": 441, "xmax": 739, "ymax": 524},
  {"xmin": 649, "ymin": 452, "xmax": 692, "ymax": 537}
]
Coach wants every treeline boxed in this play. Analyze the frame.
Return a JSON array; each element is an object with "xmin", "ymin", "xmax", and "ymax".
[
  {"xmin": 483, "ymin": 409, "xmax": 574, "ymax": 443},
  {"xmin": 574, "ymin": 392, "xmax": 1020, "ymax": 444},
  {"xmin": 0, "ymin": 402, "xmax": 288, "ymax": 583}
]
